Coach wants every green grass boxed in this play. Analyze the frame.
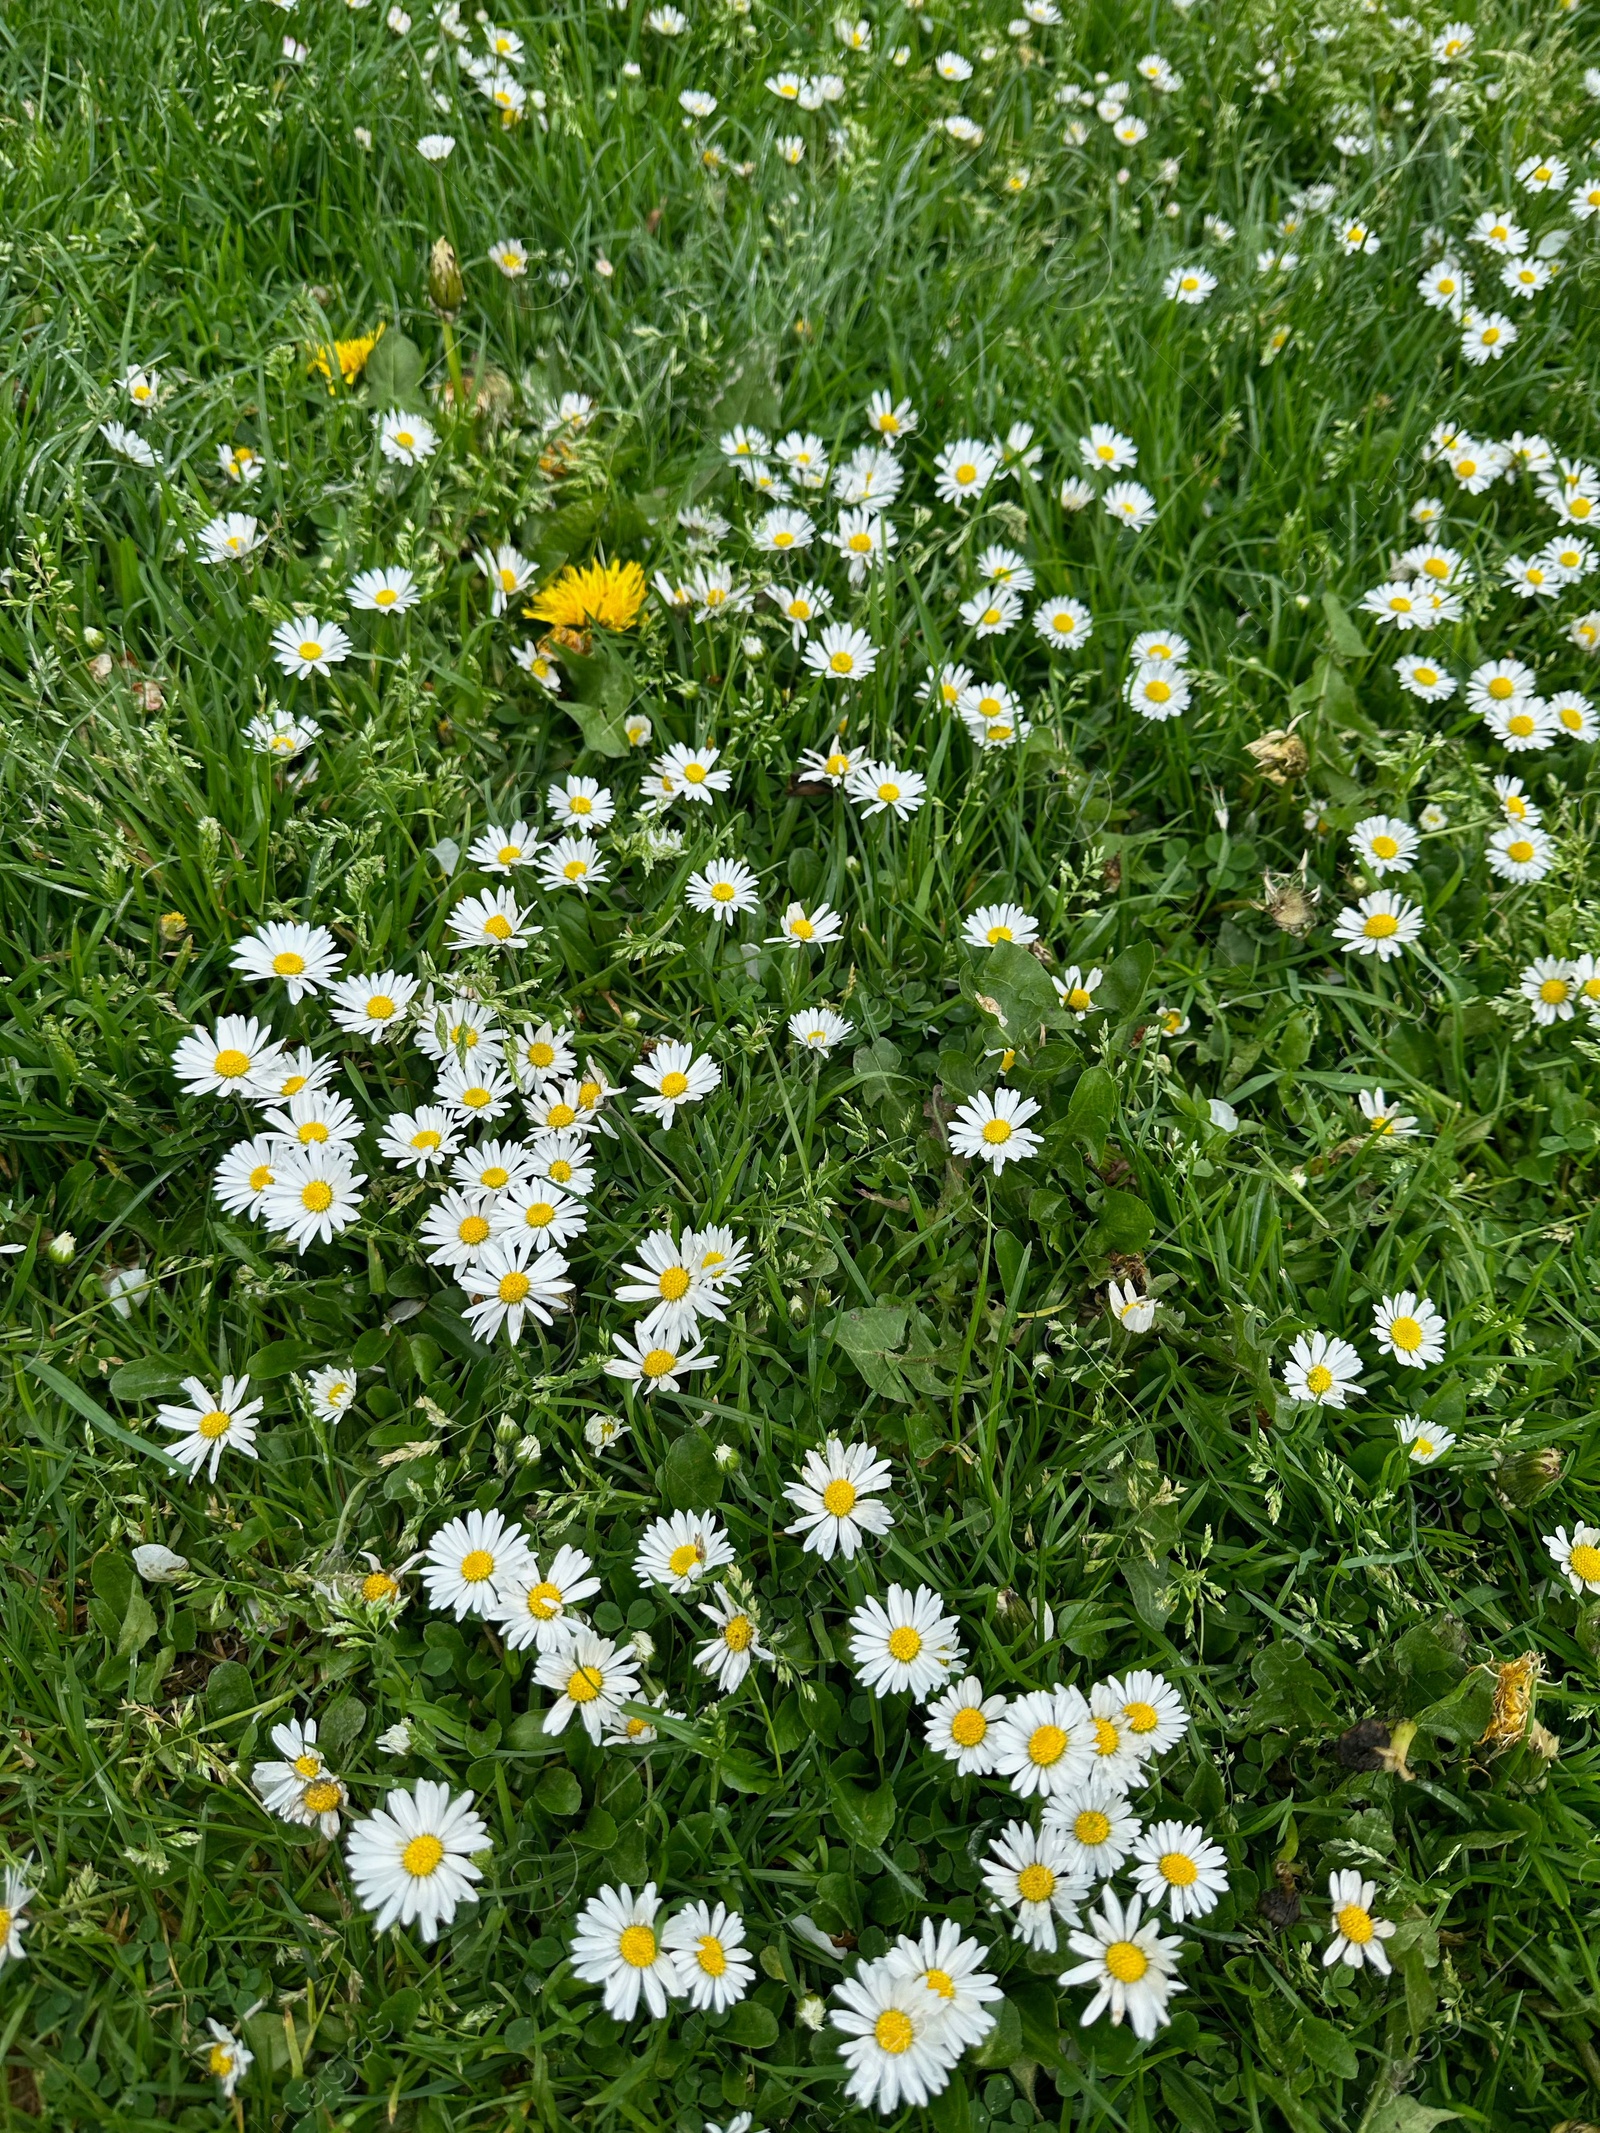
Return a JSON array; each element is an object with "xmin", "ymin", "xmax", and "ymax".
[{"xmin": 2, "ymin": 0, "xmax": 1600, "ymax": 2126}]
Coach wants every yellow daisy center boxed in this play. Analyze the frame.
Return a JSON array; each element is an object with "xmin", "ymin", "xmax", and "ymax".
[
  {"xmin": 1507, "ymin": 714, "xmax": 1534, "ymax": 737},
  {"xmin": 293, "ymin": 1752, "xmax": 322, "ymax": 1778},
  {"xmin": 1092, "ymin": 1717, "xmax": 1119, "ymax": 1754},
  {"xmin": 208, "ymin": 2045, "xmax": 234, "ymax": 2076},
  {"xmin": 460, "ymin": 1550, "xmax": 495, "ymax": 1584},
  {"xmin": 722, "ymin": 1615, "xmax": 754, "ymax": 1652},
  {"xmin": 402, "ymin": 1834, "xmax": 445, "ymax": 1878},
  {"xmin": 298, "ymin": 1121, "xmax": 328, "ymax": 1144},
  {"xmin": 1145, "ymin": 679, "xmax": 1172, "ymax": 703},
  {"xmin": 361, "ymin": 1571, "xmax": 398, "ymax": 1602},
  {"xmin": 525, "ymin": 1581, "xmax": 562, "ymax": 1621},
  {"xmin": 458, "ymin": 1214, "xmax": 491, "ymax": 1246},
  {"xmin": 982, "ymin": 1117, "xmax": 1013, "ymax": 1145},
  {"xmin": 498, "ymin": 1271, "xmax": 531, "ymax": 1304},
  {"xmin": 1363, "ymin": 913, "xmax": 1399, "ymax": 939},
  {"xmin": 411, "ymin": 1129, "xmax": 441, "ymax": 1151},
  {"xmin": 643, "ymin": 1347, "xmax": 678, "ymax": 1379},
  {"xmin": 214, "ymin": 1048, "xmax": 251, "ymax": 1079},
  {"xmin": 366, "ymin": 993, "xmax": 396, "ymax": 1020},
  {"xmin": 567, "ymin": 1664, "xmax": 605, "ymax": 1704},
  {"xmin": 375, "ymin": 587, "xmax": 398, "ymax": 606},
  {"xmin": 1075, "ymin": 1809, "xmax": 1112, "ymax": 1846},
  {"xmin": 1306, "ymin": 1364, "xmax": 1334, "ymax": 1395},
  {"xmin": 1159, "ymin": 1850, "xmax": 1198, "ymax": 1885},
  {"xmin": 298, "ymin": 640, "xmax": 323, "ymax": 662},
  {"xmin": 545, "ymin": 1100, "xmax": 576, "ymax": 1126},
  {"xmin": 1569, "ymin": 1544, "xmax": 1600, "ymax": 1581},
  {"xmin": 874, "ymin": 2010, "xmax": 914, "ymax": 2054},
  {"xmin": 1337, "ymin": 1903, "xmax": 1374, "ymax": 1944},
  {"xmin": 1507, "ymin": 840, "xmax": 1535, "ymax": 864},
  {"xmin": 955, "ymin": 462, "xmax": 976, "ymax": 484},
  {"xmin": 790, "ymin": 916, "xmax": 816, "ymax": 940},
  {"xmin": 1106, "ymin": 1940, "xmax": 1149, "ymax": 1982},
  {"xmin": 1028, "ymin": 1723, "xmax": 1067, "ymax": 1766},
  {"xmin": 1371, "ymin": 834, "xmax": 1399, "ymax": 860},
  {"xmin": 1016, "ymin": 1863, "xmax": 1055, "ymax": 1903},
  {"xmin": 696, "ymin": 1933, "xmax": 728, "ymax": 1975},
  {"xmin": 876, "ymin": 781, "xmax": 900, "ymax": 802},
  {"xmin": 887, "ymin": 1625, "xmax": 923, "ymax": 1662},
  {"xmin": 1540, "ymin": 979, "xmax": 1569, "ymax": 1005},
  {"xmin": 484, "ymin": 914, "xmax": 514, "ymax": 941},
  {"xmin": 668, "ymin": 1541, "xmax": 703, "ymax": 1578},
  {"xmin": 986, "ymin": 924, "xmax": 1013, "ymax": 943},
  {"xmin": 523, "ymin": 1201, "xmax": 556, "ymax": 1230},
  {"xmin": 822, "ymin": 1478, "xmax": 858, "ymax": 1517},
  {"xmin": 659, "ymin": 1071, "xmax": 689, "ymax": 1100},
  {"xmin": 950, "ymin": 1706, "xmax": 987, "ymax": 1747},
  {"xmin": 830, "ymin": 649, "xmax": 855, "ymax": 673},
  {"xmin": 462, "ymin": 1086, "xmax": 492, "ymax": 1109},
  {"xmin": 303, "ymin": 1779, "xmax": 342, "ymax": 1814},
  {"xmin": 548, "ymin": 1159, "xmax": 573, "ymax": 1183},
  {"xmin": 1488, "ymin": 676, "xmax": 1514, "ymax": 700},
  {"xmin": 248, "ymin": 1164, "xmax": 274, "ymax": 1191},
  {"xmin": 198, "ymin": 1408, "xmax": 231, "ymax": 1439},
  {"xmin": 272, "ymin": 950, "xmax": 306, "ymax": 976}
]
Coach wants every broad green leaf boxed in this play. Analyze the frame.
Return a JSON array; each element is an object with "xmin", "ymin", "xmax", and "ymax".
[
  {"xmin": 659, "ymin": 1426, "xmax": 723, "ymax": 1510},
  {"xmin": 827, "ymin": 1773, "xmax": 895, "ymax": 1848}
]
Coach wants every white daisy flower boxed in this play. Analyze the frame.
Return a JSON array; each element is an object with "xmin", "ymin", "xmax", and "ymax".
[
  {"xmin": 537, "ymin": 1629, "xmax": 644, "ymax": 1742},
  {"xmin": 156, "ymin": 1374, "xmax": 263, "ymax": 1480},
  {"xmin": 962, "ymin": 903, "xmax": 1039, "ymax": 949},
  {"xmin": 788, "ymin": 1007, "xmax": 854, "ymax": 1054},
  {"xmin": 420, "ymin": 1507, "xmax": 531, "ymax": 1620},
  {"xmin": 990, "ymin": 1684, "xmax": 1096, "ymax": 1800},
  {"xmin": 847, "ymin": 1584, "xmax": 964, "ymax": 1703},
  {"xmin": 662, "ymin": 1900, "xmax": 756, "ymax": 2012},
  {"xmin": 1349, "ymin": 817, "xmax": 1418, "ymax": 877},
  {"xmin": 213, "ymin": 1135, "xmax": 283, "ymax": 1220},
  {"xmin": 327, "ymin": 969, "xmax": 419, "ymax": 1040},
  {"xmin": 1130, "ymin": 1820, "xmax": 1230, "ymax": 1921},
  {"xmin": 569, "ymin": 1884, "xmax": 684, "ymax": 2020},
  {"xmin": 349, "ymin": 565, "xmax": 420, "ymax": 615},
  {"xmin": 784, "ymin": 1438, "xmax": 895, "ymax": 1560},
  {"xmin": 202, "ymin": 2021, "xmax": 253, "ymax": 2098},
  {"xmin": 1282, "ymin": 1329, "xmax": 1364, "ymax": 1407},
  {"xmin": 461, "ymin": 1234, "xmax": 572, "ymax": 1344},
  {"xmin": 981, "ymin": 1821, "xmax": 1090, "ymax": 1951},
  {"xmin": 694, "ymin": 1588, "xmax": 774, "ymax": 1693},
  {"xmin": 1042, "ymin": 1774, "xmax": 1142, "ymax": 1880},
  {"xmin": 304, "ymin": 1364, "xmax": 357, "ymax": 1420},
  {"xmin": 1395, "ymin": 1414, "xmax": 1455, "ymax": 1465},
  {"xmin": 1544, "ymin": 1523, "xmax": 1600, "ymax": 1594},
  {"xmin": 844, "ymin": 759, "xmax": 927, "ymax": 819},
  {"xmin": 924, "ymin": 1676, "xmax": 1007, "ymax": 1775},
  {"xmin": 1322, "ymin": 1870, "xmax": 1396, "ymax": 1973},
  {"xmin": 948, "ymin": 1087, "xmax": 1044, "ymax": 1172},
  {"xmin": 271, "ymin": 616, "xmax": 351, "ymax": 678},
  {"xmin": 257, "ymin": 1146, "xmax": 366, "ymax": 1251},
  {"xmin": 632, "ymin": 1041, "xmax": 721, "ymax": 1129},
  {"xmin": 1331, "ymin": 890, "xmax": 1424, "ymax": 960},
  {"xmin": 172, "ymin": 1016, "xmax": 284, "ymax": 1100},
  {"xmin": 828, "ymin": 1962, "xmax": 962, "ymax": 2114},
  {"xmin": 1372, "ymin": 1289, "xmax": 1446, "ymax": 1368},
  {"xmin": 377, "ymin": 409, "xmax": 439, "ymax": 464},
  {"xmin": 634, "ymin": 1510, "xmax": 735, "ymax": 1594},
  {"xmin": 605, "ymin": 1326, "xmax": 717, "ymax": 1395},
  {"xmin": 1059, "ymin": 1889, "xmax": 1185, "ymax": 2039},
  {"xmin": 377, "ymin": 1106, "xmax": 461, "ymax": 1174},
  {"xmin": 345, "ymin": 1780, "xmax": 488, "ymax": 1942}
]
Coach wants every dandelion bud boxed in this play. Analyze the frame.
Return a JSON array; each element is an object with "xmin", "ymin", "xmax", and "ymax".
[
  {"xmin": 1495, "ymin": 1444, "xmax": 1564, "ymax": 1507},
  {"xmin": 428, "ymin": 236, "xmax": 463, "ymax": 317}
]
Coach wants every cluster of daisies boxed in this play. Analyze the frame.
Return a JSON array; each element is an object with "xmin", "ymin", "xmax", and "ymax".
[
  {"xmin": 1281, "ymin": 1286, "xmax": 1455, "ymax": 1467},
  {"xmin": 171, "ymin": 877, "xmax": 775, "ymax": 1393},
  {"xmin": 228, "ymin": 1432, "xmax": 1239, "ymax": 2111},
  {"xmin": 1411, "ymin": 159, "xmax": 1600, "ymax": 369},
  {"xmin": 197, "ymin": 1418, "xmax": 1470, "ymax": 2115}
]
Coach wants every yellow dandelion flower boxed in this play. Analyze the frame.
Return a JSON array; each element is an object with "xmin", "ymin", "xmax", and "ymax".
[
  {"xmin": 308, "ymin": 324, "xmax": 386, "ymax": 390},
  {"xmin": 526, "ymin": 558, "xmax": 648, "ymax": 633}
]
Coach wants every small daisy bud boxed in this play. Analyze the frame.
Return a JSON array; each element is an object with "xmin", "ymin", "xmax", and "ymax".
[
  {"xmin": 428, "ymin": 236, "xmax": 464, "ymax": 317},
  {"xmin": 1495, "ymin": 1443, "xmax": 1564, "ymax": 1507},
  {"xmin": 630, "ymin": 1630, "xmax": 656, "ymax": 1662},
  {"xmin": 796, "ymin": 1992, "xmax": 827, "ymax": 2030},
  {"xmin": 46, "ymin": 1231, "xmax": 77, "ymax": 1265},
  {"xmin": 712, "ymin": 1441, "xmax": 740, "ymax": 1471}
]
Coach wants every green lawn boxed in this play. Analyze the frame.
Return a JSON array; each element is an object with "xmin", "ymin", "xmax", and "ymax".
[{"xmin": 3, "ymin": 0, "xmax": 1600, "ymax": 2126}]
